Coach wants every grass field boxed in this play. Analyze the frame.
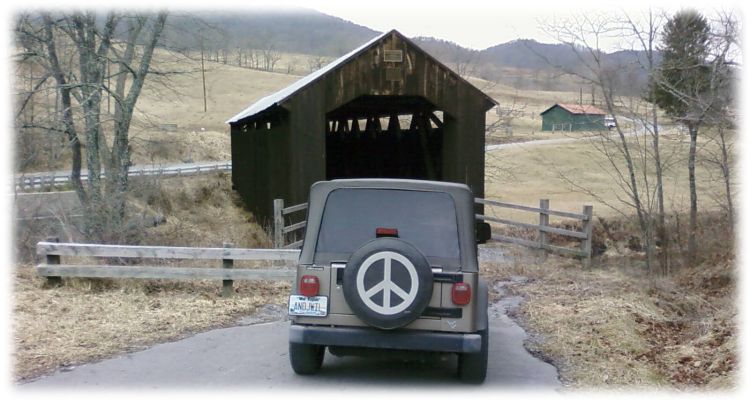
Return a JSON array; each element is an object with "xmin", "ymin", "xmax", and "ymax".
[
  {"xmin": 483, "ymin": 130, "xmax": 731, "ymax": 224},
  {"xmin": 18, "ymin": 47, "xmax": 623, "ymax": 172}
]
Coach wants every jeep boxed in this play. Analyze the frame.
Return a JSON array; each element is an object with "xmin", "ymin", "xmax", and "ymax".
[{"xmin": 288, "ymin": 179, "xmax": 490, "ymax": 383}]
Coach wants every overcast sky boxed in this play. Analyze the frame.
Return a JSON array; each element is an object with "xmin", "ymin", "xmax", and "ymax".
[
  {"xmin": 4, "ymin": 0, "xmax": 742, "ymax": 51},
  {"xmin": 311, "ymin": 0, "xmax": 741, "ymax": 51}
]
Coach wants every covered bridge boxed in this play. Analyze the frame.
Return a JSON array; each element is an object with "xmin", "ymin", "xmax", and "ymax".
[
  {"xmin": 227, "ymin": 29, "xmax": 497, "ymax": 223},
  {"xmin": 540, "ymin": 103, "xmax": 606, "ymax": 132}
]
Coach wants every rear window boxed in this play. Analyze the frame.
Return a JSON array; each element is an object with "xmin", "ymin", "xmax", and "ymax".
[{"xmin": 316, "ymin": 188, "xmax": 460, "ymax": 260}]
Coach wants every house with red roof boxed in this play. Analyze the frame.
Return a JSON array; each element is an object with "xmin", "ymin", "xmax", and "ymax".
[{"xmin": 540, "ymin": 103, "xmax": 607, "ymax": 132}]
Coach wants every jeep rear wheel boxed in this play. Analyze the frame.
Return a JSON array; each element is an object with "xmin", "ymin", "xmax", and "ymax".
[
  {"xmin": 289, "ymin": 342, "xmax": 325, "ymax": 375},
  {"xmin": 458, "ymin": 327, "xmax": 488, "ymax": 383}
]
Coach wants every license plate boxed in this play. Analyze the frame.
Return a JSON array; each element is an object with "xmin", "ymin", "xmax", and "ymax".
[{"xmin": 288, "ymin": 295, "xmax": 328, "ymax": 317}]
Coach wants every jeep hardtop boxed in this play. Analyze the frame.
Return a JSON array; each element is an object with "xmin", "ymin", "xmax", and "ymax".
[{"xmin": 288, "ymin": 179, "xmax": 489, "ymax": 383}]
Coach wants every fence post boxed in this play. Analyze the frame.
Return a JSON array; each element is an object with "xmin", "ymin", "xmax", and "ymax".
[
  {"xmin": 538, "ymin": 199, "xmax": 549, "ymax": 258},
  {"xmin": 580, "ymin": 205, "xmax": 594, "ymax": 268},
  {"xmin": 222, "ymin": 242, "xmax": 234, "ymax": 297},
  {"xmin": 273, "ymin": 199, "xmax": 284, "ymax": 248},
  {"xmin": 44, "ymin": 236, "xmax": 62, "ymax": 287}
]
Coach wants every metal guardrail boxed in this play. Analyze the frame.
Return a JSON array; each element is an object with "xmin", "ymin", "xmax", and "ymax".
[
  {"xmin": 36, "ymin": 239, "xmax": 299, "ymax": 296},
  {"xmin": 15, "ymin": 162, "xmax": 232, "ymax": 191}
]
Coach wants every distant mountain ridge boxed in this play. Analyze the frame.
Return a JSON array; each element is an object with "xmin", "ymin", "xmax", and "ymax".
[
  {"xmin": 172, "ymin": 9, "xmax": 380, "ymax": 57},
  {"xmin": 176, "ymin": 8, "xmax": 652, "ymax": 94}
]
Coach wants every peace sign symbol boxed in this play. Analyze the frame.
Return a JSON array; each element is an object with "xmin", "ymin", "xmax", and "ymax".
[{"xmin": 355, "ymin": 251, "xmax": 420, "ymax": 315}]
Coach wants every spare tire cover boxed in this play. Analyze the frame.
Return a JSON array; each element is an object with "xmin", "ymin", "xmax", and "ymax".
[{"xmin": 343, "ymin": 238, "xmax": 433, "ymax": 330}]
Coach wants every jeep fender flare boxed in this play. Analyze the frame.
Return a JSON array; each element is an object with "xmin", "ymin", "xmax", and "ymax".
[{"xmin": 475, "ymin": 279, "xmax": 489, "ymax": 331}]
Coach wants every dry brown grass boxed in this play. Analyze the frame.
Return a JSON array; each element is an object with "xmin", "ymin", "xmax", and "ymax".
[
  {"xmin": 484, "ymin": 130, "xmax": 729, "ymax": 224},
  {"xmin": 480, "ymin": 213, "xmax": 737, "ymax": 390},
  {"xmin": 129, "ymin": 173, "xmax": 272, "ymax": 249},
  {"xmin": 13, "ymin": 264, "xmax": 290, "ymax": 382},
  {"xmin": 12, "ymin": 172, "xmax": 290, "ymax": 382}
]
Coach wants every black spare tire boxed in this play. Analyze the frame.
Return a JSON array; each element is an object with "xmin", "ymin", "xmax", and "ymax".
[{"xmin": 343, "ymin": 238, "xmax": 433, "ymax": 330}]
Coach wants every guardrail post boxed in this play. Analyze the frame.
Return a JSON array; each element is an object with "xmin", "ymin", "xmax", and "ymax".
[
  {"xmin": 580, "ymin": 205, "xmax": 594, "ymax": 268},
  {"xmin": 44, "ymin": 236, "xmax": 63, "ymax": 287},
  {"xmin": 273, "ymin": 199, "xmax": 284, "ymax": 249},
  {"xmin": 222, "ymin": 242, "xmax": 234, "ymax": 297},
  {"xmin": 538, "ymin": 199, "xmax": 549, "ymax": 259}
]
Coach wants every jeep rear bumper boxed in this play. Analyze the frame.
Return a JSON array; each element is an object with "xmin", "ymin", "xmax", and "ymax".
[{"xmin": 289, "ymin": 324, "xmax": 482, "ymax": 353}]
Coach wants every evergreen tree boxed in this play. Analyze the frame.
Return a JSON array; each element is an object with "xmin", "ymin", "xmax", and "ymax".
[{"xmin": 652, "ymin": 10, "xmax": 711, "ymax": 267}]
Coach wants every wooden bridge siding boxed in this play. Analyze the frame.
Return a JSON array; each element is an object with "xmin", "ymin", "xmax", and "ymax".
[
  {"xmin": 231, "ymin": 31, "xmax": 493, "ymax": 221},
  {"xmin": 442, "ymin": 85, "xmax": 487, "ymax": 212},
  {"xmin": 286, "ymin": 31, "xmax": 487, "ymax": 195},
  {"xmin": 231, "ymin": 110, "xmax": 293, "ymax": 224}
]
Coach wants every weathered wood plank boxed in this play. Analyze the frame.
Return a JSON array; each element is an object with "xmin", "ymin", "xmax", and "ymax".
[
  {"xmin": 282, "ymin": 220, "xmax": 307, "ymax": 234},
  {"xmin": 283, "ymin": 240, "xmax": 303, "ymax": 249},
  {"xmin": 36, "ymin": 242, "xmax": 300, "ymax": 261},
  {"xmin": 490, "ymin": 234, "xmax": 586, "ymax": 257},
  {"xmin": 475, "ymin": 198, "xmax": 589, "ymax": 220},
  {"xmin": 273, "ymin": 199, "xmax": 285, "ymax": 248},
  {"xmin": 539, "ymin": 199, "xmax": 549, "ymax": 250},
  {"xmin": 36, "ymin": 264, "xmax": 297, "ymax": 281},
  {"xmin": 222, "ymin": 242, "xmax": 234, "ymax": 297},
  {"xmin": 580, "ymin": 205, "xmax": 594, "ymax": 267},
  {"xmin": 490, "ymin": 233, "xmax": 541, "ymax": 249},
  {"xmin": 477, "ymin": 215, "xmax": 587, "ymax": 239},
  {"xmin": 282, "ymin": 202, "xmax": 308, "ymax": 215}
]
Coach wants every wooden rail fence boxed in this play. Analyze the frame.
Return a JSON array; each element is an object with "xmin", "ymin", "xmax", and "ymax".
[
  {"xmin": 273, "ymin": 199, "xmax": 308, "ymax": 249},
  {"xmin": 36, "ymin": 238, "xmax": 300, "ymax": 296},
  {"xmin": 273, "ymin": 197, "xmax": 594, "ymax": 265},
  {"xmin": 34, "ymin": 198, "xmax": 594, "ymax": 288},
  {"xmin": 475, "ymin": 198, "xmax": 593, "ymax": 266}
]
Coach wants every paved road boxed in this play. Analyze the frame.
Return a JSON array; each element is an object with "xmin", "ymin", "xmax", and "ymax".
[
  {"xmin": 485, "ymin": 117, "xmax": 656, "ymax": 152},
  {"xmin": 21, "ymin": 292, "xmax": 560, "ymax": 390}
]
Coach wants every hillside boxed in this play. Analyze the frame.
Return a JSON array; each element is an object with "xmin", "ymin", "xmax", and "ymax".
[
  {"xmin": 163, "ymin": 9, "xmax": 652, "ymax": 95},
  {"xmin": 14, "ymin": 9, "xmax": 656, "ymax": 173},
  {"xmin": 165, "ymin": 9, "xmax": 380, "ymax": 57}
]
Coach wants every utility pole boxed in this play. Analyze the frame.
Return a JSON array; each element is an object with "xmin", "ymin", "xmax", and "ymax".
[
  {"xmin": 579, "ymin": 87, "xmax": 583, "ymax": 106},
  {"xmin": 200, "ymin": 37, "xmax": 208, "ymax": 113}
]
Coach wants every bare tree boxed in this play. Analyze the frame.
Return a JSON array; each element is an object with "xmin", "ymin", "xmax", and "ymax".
[
  {"xmin": 307, "ymin": 55, "xmax": 329, "ymax": 73},
  {"xmin": 15, "ymin": 11, "xmax": 167, "ymax": 241},
  {"xmin": 701, "ymin": 11, "xmax": 739, "ymax": 231},
  {"xmin": 542, "ymin": 13, "xmax": 660, "ymax": 273},
  {"xmin": 262, "ymin": 43, "xmax": 282, "ymax": 72},
  {"xmin": 452, "ymin": 46, "xmax": 479, "ymax": 78},
  {"xmin": 622, "ymin": 9, "xmax": 671, "ymax": 273},
  {"xmin": 652, "ymin": 9, "xmax": 736, "ymax": 265}
]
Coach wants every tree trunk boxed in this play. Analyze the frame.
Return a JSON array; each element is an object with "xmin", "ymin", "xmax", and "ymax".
[
  {"xmin": 687, "ymin": 123, "xmax": 698, "ymax": 267},
  {"xmin": 109, "ymin": 13, "xmax": 167, "ymax": 220},
  {"xmin": 718, "ymin": 126, "xmax": 734, "ymax": 231},
  {"xmin": 42, "ymin": 15, "xmax": 87, "ymax": 205},
  {"xmin": 652, "ymin": 103, "xmax": 669, "ymax": 275},
  {"xmin": 606, "ymin": 92, "xmax": 652, "ymax": 273}
]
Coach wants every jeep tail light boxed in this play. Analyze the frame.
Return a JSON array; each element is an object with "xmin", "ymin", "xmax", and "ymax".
[
  {"xmin": 299, "ymin": 275, "xmax": 319, "ymax": 297},
  {"xmin": 376, "ymin": 227, "xmax": 399, "ymax": 238},
  {"xmin": 452, "ymin": 282, "xmax": 472, "ymax": 305}
]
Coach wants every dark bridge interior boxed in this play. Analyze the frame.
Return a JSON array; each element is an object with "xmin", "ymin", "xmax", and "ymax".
[{"xmin": 325, "ymin": 95, "xmax": 444, "ymax": 181}]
